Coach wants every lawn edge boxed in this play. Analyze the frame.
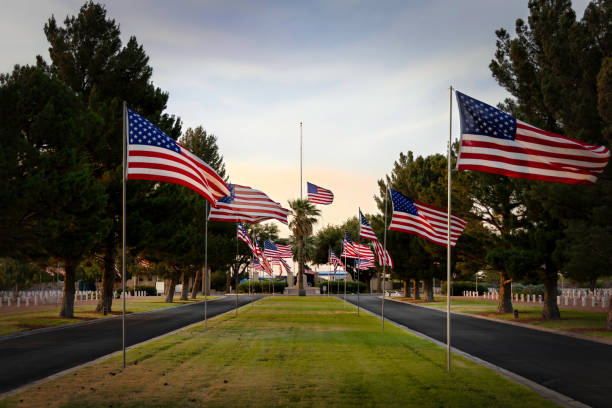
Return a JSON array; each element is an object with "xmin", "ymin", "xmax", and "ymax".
[
  {"xmin": 0, "ymin": 295, "xmax": 262, "ymax": 401},
  {"xmin": 0, "ymin": 296, "xmax": 225, "ymax": 342},
  {"xmin": 386, "ymin": 297, "xmax": 612, "ymax": 346},
  {"xmin": 353, "ymin": 298, "xmax": 589, "ymax": 408}
]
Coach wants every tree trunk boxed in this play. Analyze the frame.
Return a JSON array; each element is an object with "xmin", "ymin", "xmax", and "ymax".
[
  {"xmin": 403, "ymin": 280, "xmax": 408, "ymax": 297},
  {"xmin": 60, "ymin": 261, "xmax": 76, "ymax": 318},
  {"xmin": 542, "ymin": 271, "xmax": 561, "ymax": 320},
  {"xmin": 606, "ymin": 295, "xmax": 612, "ymax": 330},
  {"xmin": 497, "ymin": 271, "xmax": 513, "ymax": 313},
  {"xmin": 165, "ymin": 276, "xmax": 178, "ymax": 303},
  {"xmin": 180, "ymin": 271, "xmax": 189, "ymax": 300},
  {"xmin": 191, "ymin": 269, "xmax": 200, "ymax": 299},
  {"xmin": 412, "ymin": 279, "xmax": 420, "ymax": 300},
  {"xmin": 95, "ymin": 246, "xmax": 115, "ymax": 314},
  {"xmin": 297, "ymin": 237, "xmax": 304, "ymax": 295},
  {"xmin": 423, "ymin": 278, "xmax": 434, "ymax": 302}
]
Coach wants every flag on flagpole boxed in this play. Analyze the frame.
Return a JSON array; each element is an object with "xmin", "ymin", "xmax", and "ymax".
[
  {"xmin": 263, "ymin": 239, "xmax": 281, "ymax": 258},
  {"xmin": 359, "ymin": 210, "xmax": 377, "ymax": 241},
  {"xmin": 389, "ymin": 189, "xmax": 467, "ymax": 247},
  {"xmin": 275, "ymin": 243, "xmax": 293, "ymax": 259},
  {"xmin": 341, "ymin": 229, "xmax": 358, "ymax": 258},
  {"xmin": 307, "ymin": 182, "xmax": 334, "ymax": 205},
  {"xmin": 355, "ymin": 259, "xmax": 374, "ymax": 270},
  {"xmin": 372, "ymin": 239, "xmax": 393, "ymax": 268},
  {"xmin": 126, "ymin": 109, "xmax": 230, "ymax": 205},
  {"xmin": 455, "ymin": 91, "xmax": 610, "ymax": 185},
  {"xmin": 255, "ymin": 239, "xmax": 275, "ymax": 276},
  {"xmin": 329, "ymin": 247, "xmax": 344, "ymax": 272},
  {"xmin": 138, "ymin": 258, "xmax": 150, "ymax": 268},
  {"xmin": 237, "ymin": 222, "xmax": 256, "ymax": 254},
  {"xmin": 209, "ymin": 184, "xmax": 289, "ymax": 224}
]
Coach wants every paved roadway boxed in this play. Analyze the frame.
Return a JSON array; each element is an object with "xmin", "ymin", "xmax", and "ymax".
[
  {"xmin": 344, "ymin": 294, "xmax": 611, "ymax": 408},
  {"xmin": 0, "ymin": 295, "xmax": 262, "ymax": 394}
]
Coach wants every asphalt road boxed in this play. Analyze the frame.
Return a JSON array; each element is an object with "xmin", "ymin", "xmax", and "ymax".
[
  {"xmin": 344, "ymin": 294, "xmax": 612, "ymax": 408},
  {"xmin": 0, "ymin": 295, "xmax": 262, "ymax": 394}
]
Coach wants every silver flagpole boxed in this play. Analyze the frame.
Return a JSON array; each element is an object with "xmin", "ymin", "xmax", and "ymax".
[
  {"xmin": 382, "ymin": 183, "xmax": 389, "ymax": 331},
  {"xmin": 204, "ymin": 201, "xmax": 208, "ymax": 329},
  {"xmin": 446, "ymin": 86, "xmax": 453, "ymax": 371},
  {"xmin": 122, "ymin": 101, "xmax": 127, "ymax": 369},
  {"xmin": 356, "ymin": 210, "xmax": 360, "ymax": 316}
]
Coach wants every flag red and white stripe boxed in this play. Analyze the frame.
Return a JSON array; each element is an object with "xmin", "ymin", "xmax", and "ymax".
[
  {"xmin": 126, "ymin": 109, "xmax": 230, "ymax": 205},
  {"xmin": 307, "ymin": 182, "xmax": 334, "ymax": 205},
  {"xmin": 237, "ymin": 222, "xmax": 256, "ymax": 254},
  {"xmin": 389, "ymin": 189, "xmax": 466, "ymax": 247},
  {"xmin": 209, "ymin": 184, "xmax": 289, "ymax": 224},
  {"xmin": 359, "ymin": 210, "xmax": 378, "ymax": 241},
  {"xmin": 455, "ymin": 91, "xmax": 610, "ymax": 185},
  {"xmin": 372, "ymin": 240, "xmax": 393, "ymax": 268}
]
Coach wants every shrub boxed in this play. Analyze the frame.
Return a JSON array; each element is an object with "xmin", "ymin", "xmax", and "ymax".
[
  {"xmin": 317, "ymin": 281, "xmax": 366, "ymax": 294},
  {"xmin": 116, "ymin": 285, "xmax": 156, "ymax": 296},
  {"xmin": 238, "ymin": 280, "xmax": 287, "ymax": 293}
]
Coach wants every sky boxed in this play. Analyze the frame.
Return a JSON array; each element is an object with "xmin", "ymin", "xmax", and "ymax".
[{"xmin": 1, "ymin": 0, "xmax": 590, "ymax": 238}]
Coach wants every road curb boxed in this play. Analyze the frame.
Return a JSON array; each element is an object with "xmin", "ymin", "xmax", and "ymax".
[
  {"xmin": 0, "ymin": 296, "xmax": 225, "ymax": 342},
  {"xmin": 344, "ymin": 296, "xmax": 590, "ymax": 408},
  {"xmin": 0, "ymin": 296, "xmax": 261, "ymax": 401},
  {"xmin": 385, "ymin": 297, "xmax": 612, "ymax": 346}
]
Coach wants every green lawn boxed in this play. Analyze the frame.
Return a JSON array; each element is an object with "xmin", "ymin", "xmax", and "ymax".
[
  {"xmin": 1, "ymin": 296, "xmax": 556, "ymax": 408},
  {"xmin": 0, "ymin": 296, "xmax": 218, "ymax": 337},
  {"xmin": 414, "ymin": 297, "xmax": 611, "ymax": 339}
]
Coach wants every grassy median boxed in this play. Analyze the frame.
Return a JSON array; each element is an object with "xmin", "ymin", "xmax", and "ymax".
[
  {"xmin": 1, "ymin": 296, "xmax": 556, "ymax": 408},
  {"xmin": 0, "ymin": 296, "xmax": 218, "ymax": 337}
]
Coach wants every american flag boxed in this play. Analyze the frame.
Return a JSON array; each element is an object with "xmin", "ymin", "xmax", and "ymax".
[
  {"xmin": 329, "ymin": 247, "xmax": 344, "ymax": 272},
  {"xmin": 263, "ymin": 239, "xmax": 281, "ymax": 258},
  {"xmin": 209, "ymin": 184, "xmax": 289, "ymax": 224},
  {"xmin": 307, "ymin": 182, "xmax": 334, "ymax": 205},
  {"xmin": 389, "ymin": 189, "xmax": 467, "ymax": 247},
  {"xmin": 341, "ymin": 229, "xmax": 358, "ymax": 258},
  {"xmin": 455, "ymin": 91, "xmax": 610, "ymax": 185},
  {"xmin": 255, "ymin": 240, "xmax": 275, "ymax": 275},
  {"xmin": 252, "ymin": 258, "xmax": 266, "ymax": 272},
  {"xmin": 271, "ymin": 258, "xmax": 292, "ymax": 274},
  {"xmin": 237, "ymin": 222, "xmax": 256, "ymax": 254},
  {"xmin": 355, "ymin": 259, "xmax": 374, "ymax": 270},
  {"xmin": 126, "ymin": 109, "xmax": 230, "ymax": 205},
  {"xmin": 359, "ymin": 210, "xmax": 377, "ymax": 241},
  {"xmin": 276, "ymin": 243, "xmax": 293, "ymax": 259},
  {"xmin": 113, "ymin": 263, "xmax": 121, "ymax": 278},
  {"xmin": 372, "ymin": 239, "xmax": 393, "ymax": 268},
  {"xmin": 138, "ymin": 258, "xmax": 150, "ymax": 268}
]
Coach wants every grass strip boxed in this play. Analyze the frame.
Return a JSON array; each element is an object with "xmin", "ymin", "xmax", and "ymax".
[
  {"xmin": 0, "ymin": 296, "xmax": 218, "ymax": 337},
  {"xmin": 1, "ymin": 296, "xmax": 557, "ymax": 408}
]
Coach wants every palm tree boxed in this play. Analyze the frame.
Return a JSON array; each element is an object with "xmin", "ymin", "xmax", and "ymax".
[{"xmin": 288, "ymin": 199, "xmax": 320, "ymax": 296}]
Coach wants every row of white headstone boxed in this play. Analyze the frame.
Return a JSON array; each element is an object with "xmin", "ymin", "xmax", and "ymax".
[
  {"xmin": 463, "ymin": 290, "xmax": 610, "ymax": 309},
  {"xmin": 0, "ymin": 290, "xmax": 149, "ymax": 307}
]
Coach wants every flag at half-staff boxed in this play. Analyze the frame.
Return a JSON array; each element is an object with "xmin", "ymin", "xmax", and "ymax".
[
  {"xmin": 307, "ymin": 182, "xmax": 334, "ymax": 205},
  {"xmin": 209, "ymin": 184, "xmax": 289, "ymax": 224},
  {"xmin": 455, "ymin": 91, "xmax": 610, "ymax": 185},
  {"xmin": 389, "ymin": 189, "xmax": 466, "ymax": 247},
  {"xmin": 126, "ymin": 109, "xmax": 230, "ymax": 205},
  {"xmin": 355, "ymin": 259, "xmax": 374, "ymax": 270}
]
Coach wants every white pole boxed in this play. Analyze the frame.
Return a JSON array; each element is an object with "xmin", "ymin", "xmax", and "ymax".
[
  {"xmin": 204, "ymin": 201, "xmax": 208, "ymax": 329},
  {"xmin": 382, "ymin": 183, "xmax": 389, "ymax": 331},
  {"xmin": 446, "ymin": 86, "xmax": 453, "ymax": 372},
  {"xmin": 122, "ymin": 101, "xmax": 127, "ymax": 369}
]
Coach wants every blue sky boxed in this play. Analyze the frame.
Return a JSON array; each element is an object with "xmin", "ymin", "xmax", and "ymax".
[{"xmin": 1, "ymin": 0, "xmax": 590, "ymax": 237}]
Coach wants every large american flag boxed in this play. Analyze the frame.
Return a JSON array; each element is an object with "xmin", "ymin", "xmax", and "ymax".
[
  {"xmin": 359, "ymin": 210, "xmax": 377, "ymax": 241},
  {"xmin": 209, "ymin": 184, "xmax": 289, "ymax": 224},
  {"xmin": 126, "ymin": 109, "xmax": 230, "ymax": 205},
  {"xmin": 389, "ymin": 189, "xmax": 466, "ymax": 247},
  {"xmin": 237, "ymin": 222, "xmax": 256, "ymax": 254},
  {"xmin": 263, "ymin": 239, "xmax": 281, "ymax": 258},
  {"xmin": 455, "ymin": 91, "xmax": 610, "ymax": 185},
  {"xmin": 372, "ymin": 239, "xmax": 393, "ymax": 268},
  {"xmin": 307, "ymin": 182, "xmax": 334, "ymax": 205},
  {"xmin": 276, "ymin": 243, "xmax": 293, "ymax": 259}
]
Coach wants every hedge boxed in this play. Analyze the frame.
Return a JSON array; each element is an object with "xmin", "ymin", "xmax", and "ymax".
[
  {"xmin": 238, "ymin": 281, "xmax": 287, "ymax": 293},
  {"xmin": 317, "ymin": 281, "xmax": 366, "ymax": 294},
  {"xmin": 117, "ymin": 285, "xmax": 157, "ymax": 296}
]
